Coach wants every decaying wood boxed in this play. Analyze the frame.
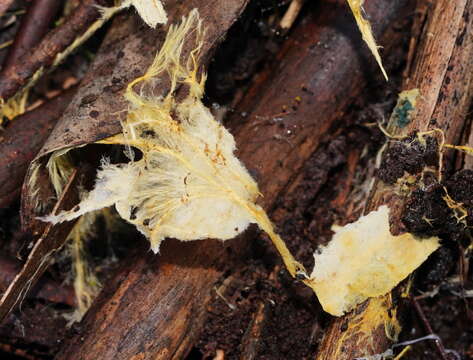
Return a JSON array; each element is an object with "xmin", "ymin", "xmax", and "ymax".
[
  {"xmin": 0, "ymin": 0, "xmax": 109, "ymax": 106},
  {"xmin": 0, "ymin": 0, "xmax": 14, "ymax": 18},
  {"xmin": 0, "ymin": 86, "xmax": 76, "ymax": 208},
  {"xmin": 279, "ymin": 0, "xmax": 304, "ymax": 30},
  {"xmin": 53, "ymin": 1, "xmax": 410, "ymax": 359},
  {"xmin": 233, "ymin": 129, "xmax": 375, "ymax": 358},
  {"xmin": 1, "ymin": 0, "xmax": 61, "ymax": 72},
  {"xmin": 0, "ymin": 0, "xmax": 250, "ymax": 324},
  {"xmin": 0, "ymin": 254, "xmax": 75, "ymax": 306},
  {"xmin": 0, "ymin": 167, "xmax": 82, "ymax": 322},
  {"xmin": 316, "ymin": 0, "xmax": 473, "ymax": 358}
]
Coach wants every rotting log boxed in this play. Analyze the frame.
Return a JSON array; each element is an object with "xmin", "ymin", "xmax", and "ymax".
[
  {"xmin": 316, "ymin": 0, "xmax": 473, "ymax": 358},
  {"xmin": 53, "ymin": 1, "xmax": 412, "ymax": 359},
  {"xmin": 0, "ymin": 86, "xmax": 77, "ymax": 208}
]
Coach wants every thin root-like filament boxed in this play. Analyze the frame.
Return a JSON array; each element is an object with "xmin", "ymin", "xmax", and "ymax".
[{"xmin": 246, "ymin": 202, "xmax": 307, "ymax": 278}]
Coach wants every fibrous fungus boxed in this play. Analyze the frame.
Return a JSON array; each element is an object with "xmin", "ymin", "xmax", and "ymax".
[{"xmin": 42, "ymin": 10, "xmax": 306, "ymax": 280}]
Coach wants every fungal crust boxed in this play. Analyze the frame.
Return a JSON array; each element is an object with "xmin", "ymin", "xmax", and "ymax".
[{"xmin": 310, "ymin": 205, "xmax": 439, "ymax": 316}]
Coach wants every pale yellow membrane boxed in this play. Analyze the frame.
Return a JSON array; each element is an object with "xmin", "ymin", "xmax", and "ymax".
[
  {"xmin": 43, "ymin": 10, "xmax": 305, "ymax": 279},
  {"xmin": 346, "ymin": 0, "xmax": 388, "ymax": 80},
  {"xmin": 310, "ymin": 206, "xmax": 439, "ymax": 316}
]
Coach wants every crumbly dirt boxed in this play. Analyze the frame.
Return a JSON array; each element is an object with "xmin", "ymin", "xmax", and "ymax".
[
  {"xmin": 377, "ymin": 134, "xmax": 440, "ymax": 184},
  {"xmin": 402, "ymin": 169, "xmax": 473, "ymax": 242}
]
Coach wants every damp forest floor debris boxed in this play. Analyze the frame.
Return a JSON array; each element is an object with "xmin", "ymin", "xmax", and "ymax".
[{"xmin": 0, "ymin": 0, "xmax": 472, "ymax": 360}]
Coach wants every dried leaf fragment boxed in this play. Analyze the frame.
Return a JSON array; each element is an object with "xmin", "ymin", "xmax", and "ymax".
[
  {"xmin": 309, "ymin": 205, "xmax": 439, "ymax": 316},
  {"xmin": 346, "ymin": 0, "xmax": 388, "ymax": 80}
]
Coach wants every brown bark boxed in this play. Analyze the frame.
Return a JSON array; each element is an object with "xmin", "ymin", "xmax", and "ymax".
[
  {"xmin": 1, "ymin": 0, "xmax": 61, "ymax": 71},
  {"xmin": 316, "ymin": 0, "xmax": 473, "ymax": 358},
  {"xmin": 0, "ymin": 86, "xmax": 77, "ymax": 208},
  {"xmin": 0, "ymin": 0, "xmax": 14, "ymax": 18},
  {"xmin": 0, "ymin": 0, "xmax": 109, "ymax": 104},
  {"xmin": 54, "ymin": 1, "xmax": 411, "ymax": 359}
]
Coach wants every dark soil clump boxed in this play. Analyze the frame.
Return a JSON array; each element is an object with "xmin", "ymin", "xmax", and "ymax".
[
  {"xmin": 402, "ymin": 169, "xmax": 473, "ymax": 242},
  {"xmin": 378, "ymin": 134, "xmax": 439, "ymax": 184}
]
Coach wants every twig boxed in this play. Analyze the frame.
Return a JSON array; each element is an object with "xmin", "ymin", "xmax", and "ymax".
[
  {"xmin": 0, "ymin": 166, "xmax": 83, "ymax": 322},
  {"xmin": 0, "ymin": 0, "xmax": 112, "ymax": 112},
  {"xmin": 239, "ymin": 302, "xmax": 267, "ymax": 359},
  {"xmin": 1, "ymin": 0, "xmax": 61, "ymax": 71},
  {"xmin": 411, "ymin": 297, "xmax": 451, "ymax": 360},
  {"xmin": 280, "ymin": 0, "xmax": 304, "ymax": 30}
]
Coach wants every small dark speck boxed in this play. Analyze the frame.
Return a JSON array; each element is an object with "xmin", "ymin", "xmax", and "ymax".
[
  {"xmin": 130, "ymin": 206, "xmax": 138, "ymax": 220},
  {"xmin": 90, "ymin": 110, "xmax": 100, "ymax": 118},
  {"xmin": 103, "ymin": 84, "xmax": 122, "ymax": 93},
  {"xmin": 80, "ymin": 94, "xmax": 98, "ymax": 106}
]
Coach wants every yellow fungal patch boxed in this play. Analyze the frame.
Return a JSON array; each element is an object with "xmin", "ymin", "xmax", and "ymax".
[{"xmin": 309, "ymin": 205, "xmax": 439, "ymax": 316}]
